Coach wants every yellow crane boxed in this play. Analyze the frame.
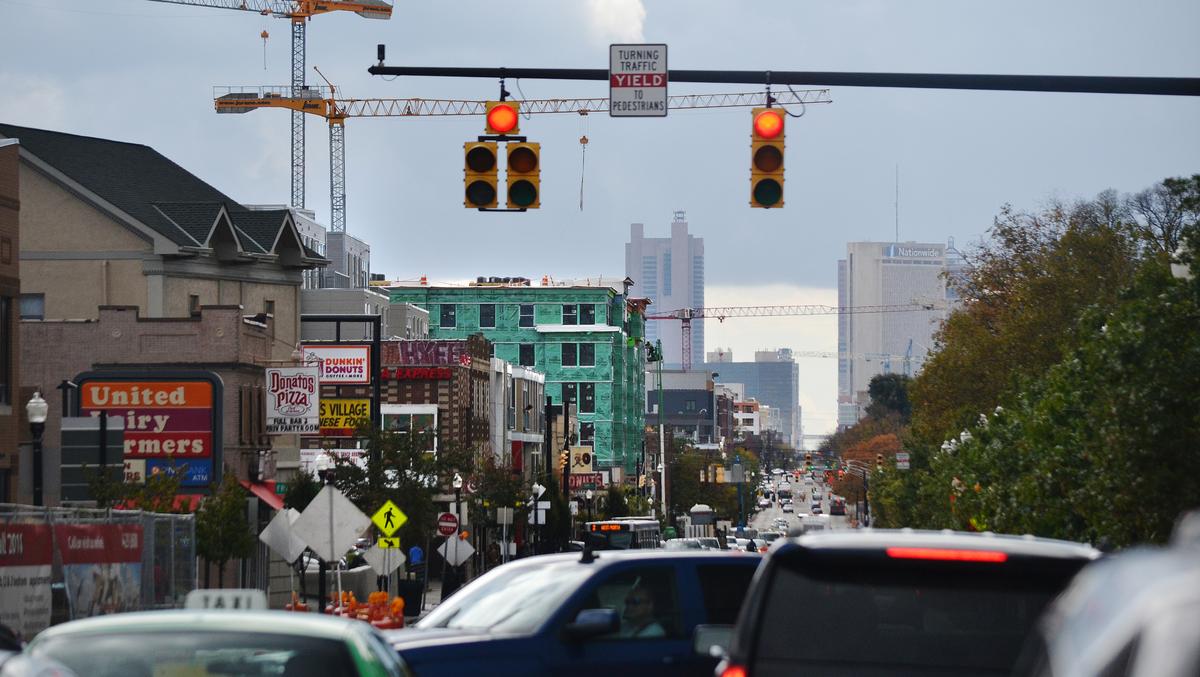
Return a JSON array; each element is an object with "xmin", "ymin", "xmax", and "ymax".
[
  {"xmin": 147, "ymin": 0, "xmax": 392, "ymax": 211},
  {"xmin": 214, "ymin": 84, "xmax": 833, "ymax": 234}
]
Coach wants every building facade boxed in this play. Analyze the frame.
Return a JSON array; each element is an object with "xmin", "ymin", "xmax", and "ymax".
[
  {"xmin": 0, "ymin": 140, "xmax": 19, "ymax": 503},
  {"xmin": 837, "ymin": 241, "xmax": 956, "ymax": 427},
  {"xmin": 300, "ymin": 288, "xmax": 429, "ymax": 341},
  {"xmin": 625, "ymin": 211, "xmax": 704, "ymax": 369},
  {"xmin": 644, "ymin": 369, "xmax": 718, "ymax": 447},
  {"xmin": 388, "ymin": 282, "xmax": 647, "ymax": 474},
  {"xmin": 703, "ymin": 348, "xmax": 801, "ymax": 447}
]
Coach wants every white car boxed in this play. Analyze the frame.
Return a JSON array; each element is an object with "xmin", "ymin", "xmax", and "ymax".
[{"xmin": 782, "ymin": 504, "xmax": 795, "ymax": 513}]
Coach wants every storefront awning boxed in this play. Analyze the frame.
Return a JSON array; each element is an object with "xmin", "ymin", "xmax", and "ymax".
[{"xmin": 240, "ymin": 480, "xmax": 285, "ymax": 511}]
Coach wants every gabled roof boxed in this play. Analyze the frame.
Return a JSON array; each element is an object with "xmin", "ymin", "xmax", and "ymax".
[{"xmin": 0, "ymin": 123, "xmax": 326, "ymax": 266}]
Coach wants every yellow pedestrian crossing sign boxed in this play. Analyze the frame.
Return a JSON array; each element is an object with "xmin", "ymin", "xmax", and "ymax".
[
  {"xmin": 371, "ymin": 500, "xmax": 407, "ymax": 537},
  {"xmin": 378, "ymin": 537, "xmax": 401, "ymax": 549}
]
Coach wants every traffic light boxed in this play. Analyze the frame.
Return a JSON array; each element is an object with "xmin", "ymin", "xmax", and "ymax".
[
  {"xmin": 559, "ymin": 450, "xmax": 569, "ymax": 475},
  {"xmin": 876, "ymin": 453, "xmax": 885, "ymax": 469},
  {"xmin": 485, "ymin": 100, "xmax": 520, "ymax": 136},
  {"xmin": 506, "ymin": 142, "xmax": 541, "ymax": 209},
  {"xmin": 463, "ymin": 141, "xmax": 499, "ymax": 209},
  {"xmin": 749, "ymin": 107, "xmax": 785, "ymax": 208}
]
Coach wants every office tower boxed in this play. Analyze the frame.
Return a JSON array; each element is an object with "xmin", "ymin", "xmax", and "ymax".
[{"xmin": 625, "ymin": 211, "xmax": 705, "ymax": 369}]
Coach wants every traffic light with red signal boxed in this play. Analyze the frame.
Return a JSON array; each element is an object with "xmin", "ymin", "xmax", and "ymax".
[
  {"xmin": 749, "ymin": 107, "xmax": 785, "ymax": 208},
  {"xmin": 485, "ymin": 100, "xmax": 520, "ymax": 136}
]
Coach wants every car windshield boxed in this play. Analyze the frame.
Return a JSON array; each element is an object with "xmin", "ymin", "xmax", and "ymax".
[
  {"xmin": 417, "ymin": 560, "xmax": 595, "ymax": 634},
  {"xmin": 755, "ymin": 560, "xmax": 1076, "ymax": 674},
  {"xmin": 30, "ymin": 630, "xmax": 356, "ymax": 677}
]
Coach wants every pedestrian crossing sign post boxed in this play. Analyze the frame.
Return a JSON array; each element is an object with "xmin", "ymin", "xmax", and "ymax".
[
  {"xmin": 377, "ymin": 537, "xmax": 401, "ymax": 549},
  {"xmin": 371, "ymin": 500, "xmax": 407, "ymax": 537}
]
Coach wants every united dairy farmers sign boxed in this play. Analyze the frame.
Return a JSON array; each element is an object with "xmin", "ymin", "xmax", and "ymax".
[{"xmin": 78, "ymin": 371, "xmax": 222, "ymax": 489}]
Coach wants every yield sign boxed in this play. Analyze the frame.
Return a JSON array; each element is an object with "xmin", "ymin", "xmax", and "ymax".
[{"xmin": 372, "ymin": 500, "xmax": 407, "ymax": 537}]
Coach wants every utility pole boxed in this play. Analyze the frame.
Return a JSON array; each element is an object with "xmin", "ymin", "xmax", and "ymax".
[{"xmin": 656, "ymin": 340, "xmax": 667, "ymax": 524}]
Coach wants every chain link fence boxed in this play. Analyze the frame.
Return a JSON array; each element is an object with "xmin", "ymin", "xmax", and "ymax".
[{"xmin": 0, "ymin": 504, "xmax": 195, "ymax": 639}]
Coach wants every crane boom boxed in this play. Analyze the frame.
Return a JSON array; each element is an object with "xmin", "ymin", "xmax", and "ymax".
[{"xmin": 145, "ymin": 0, "xmax": 391, "ymax": 19}]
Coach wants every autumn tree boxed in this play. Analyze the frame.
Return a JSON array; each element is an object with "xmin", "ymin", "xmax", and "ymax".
[{"xmin": 195, "ymin": 471, "xmax": 256, "ymax": 587}]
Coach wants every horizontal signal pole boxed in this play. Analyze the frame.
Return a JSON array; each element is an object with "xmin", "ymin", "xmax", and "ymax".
[{"xmin": 368, "ymin": 64, "xmax": 1200, "ymax": 97}]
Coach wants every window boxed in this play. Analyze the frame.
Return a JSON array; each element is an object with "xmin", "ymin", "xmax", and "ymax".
[
  {"xmin": 580, "ymin": 383, "xmax": 595, "ymax": 413},
  {"xmin": 562, "ymin": 304, "xmax": 578, "ymax": 325},
  {"xmin": 440, "ymin": 304, "xmax": 457, "ymax": 328},
  {"xmin": 699, "ymin": 565, "xmax": 759, "ymax": 624},
  {"xmin": 519, "ymin": 304, "xmax": 534, "ymax": 327},
  {"xmin": 580, "ymin": 304, "xmax": 596, "ymax": 324},
  {"xmin": 685, "ymin": 399, "xmax": 697, "ymax": 412},
  {"xmin": 264, "ymin": 299, "xmax": 275, "ymax": 316},
  {"xmin": 575, "ymin": 566, "xmax": 683, "ymax": 641},
  {"xmin": 580, "ymin": 343, "xmax": 595, "ymax": 367},
  {"xmin": 188, "ymin": 294, "xmax": 201, "ymax": 317},
  {"xmin": 0, "ymin": 297, "xmax": 9, "ymax": 405},
  {"xmin": 480, "ymin": 303, "xmax": 496, "ymax": 328},
  {"xmin": 519, "ymin": 343, "xmax": 534, "ymax": 367},
  {"xmin": 562, "ymin": 382, "xmax": 577, "ymax": 405},
  {"xmin": 19, "ymin": 293, "xmax": 44, "ymax": 320},
  {"xmin": 561, "ymin": 343, "xmax": 578, "ymax": 367},
  {"xmin": 580, "ymin": 422, "xmax": 595, "ymax": 446}
]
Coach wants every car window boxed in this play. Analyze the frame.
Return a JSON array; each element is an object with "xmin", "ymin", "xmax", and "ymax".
[
  {"xmin": 576, "ymin": 566, "xmax": 682, "ymax": 641},
  {"xmin": 30, "ymin": 631, "xmax": 355, "ymax": 677},
  {"xmin": 357, "ymin": 625, "xmax": 409, "ymax": 677},
  {"xmin": 419, "ymin": 560, "xmax": 595, "ymax": 634},
  {"xmin": 754, "ymin": 564, "xmax": 1068, "ymax": 673},
  {"xmin": 698, "ymin": 564, "xmax": 759, "ymax": 625}
]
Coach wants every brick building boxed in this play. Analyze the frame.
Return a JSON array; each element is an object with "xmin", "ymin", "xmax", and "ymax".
[{"xmin": 0, "ymin": 139, "xmax": 19, "ymax": 502}]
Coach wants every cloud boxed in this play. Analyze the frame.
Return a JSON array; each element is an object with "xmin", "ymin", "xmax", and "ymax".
[{"xmin": 585, "ymin": 0, "xmax": 646, "ymax": 43}]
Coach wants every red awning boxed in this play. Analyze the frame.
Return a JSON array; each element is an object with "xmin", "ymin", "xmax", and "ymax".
[{"xmin": 240, "ymin": 480, "xmax": 285, "ymax": 511}]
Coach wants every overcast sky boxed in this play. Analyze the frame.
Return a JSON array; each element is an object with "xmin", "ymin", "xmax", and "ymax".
[{"xmin": 2, "ymin": 0, "xmax": 1197, "ymax": 439}]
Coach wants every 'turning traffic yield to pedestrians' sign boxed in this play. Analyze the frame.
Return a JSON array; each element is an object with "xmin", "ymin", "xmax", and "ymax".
[{"xmin": 610, "ymin": 44, "xmax": 667, "ymax": 117}]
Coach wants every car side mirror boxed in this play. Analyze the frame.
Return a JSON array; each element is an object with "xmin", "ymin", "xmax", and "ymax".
[
  {"xmin": 693, "ymin": 624, "xmax": 733, "ymax": 657},
  {"xmin": 564, "ymin": 608, "xmax": 620, "ymax": 641}
]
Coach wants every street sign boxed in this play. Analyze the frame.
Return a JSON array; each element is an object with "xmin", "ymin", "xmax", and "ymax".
[
  {"xmin": 258, "ymin": 507, "xmax": 307, "ymax": 563},
  {"xmin": 363, "ymin": 543, "xmax": 405, "ymax": 575},
  {"xmin": 495, "ymin": 507, "xmax": 513, "ymax": 525},
  {"xmin": 371, "ymin": 500, "xmax": 407, "ymax": 537},
  {"xmin": 896, "ymin": 452, "xmax": 911, "ymax": 470},
  {"xmin": 377, "ymin": 537, "xmax": 401, "ymax": 549},
  {"xmin": 570, "ymin": 446, "xmax": 594, "ymax": 472},
  {"xmin": 568, "ymin": 472, "xmax": 604, "ymax": 490},
  {"xmin": 609, "ymin": 43, "xmax": 667, "ymax": 117},
  {"xmin": 291, "ymin": 485, "xmax": 371, "ymax": 563},
  {"xmin": 437, "ymin": 512, "xmax": 459, "ymax": 536},
  {"xmin": 437, "ymin": 537, "xmax": 475, "ymax": 567}
]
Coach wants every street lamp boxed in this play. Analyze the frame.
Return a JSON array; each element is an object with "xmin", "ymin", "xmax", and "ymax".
[
  {"xmin": 27, "ymin": 391, "xmax": 49, "ymax": 506},
  {"xmin": 452, "ymin": 472, "xmax": 464, "ymax": 525},
  {"xmin": 585, "ymin": 488, "xmax": 594, "ymax": 522}
]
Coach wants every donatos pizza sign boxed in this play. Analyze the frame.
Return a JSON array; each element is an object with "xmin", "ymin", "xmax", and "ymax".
[{"xmin": 78, "ymin": 372, "xmax": 222, "ymax": 489}]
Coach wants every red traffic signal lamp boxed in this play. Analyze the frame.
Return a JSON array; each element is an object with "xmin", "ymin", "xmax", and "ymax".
[
  {"xmin": 485, "ymin": 101, "xmax": 520, "ymax": 135},
  {"xmin": 506, "ymin": 142, "xmax": 540, "ymax": 209},
  {"xmin": 750, "ymin": 107, "xmax": 785, "ymax": 208},
  {"xmin": 463, "ymin": 141, "xmax": 499, "ymax": 209}
]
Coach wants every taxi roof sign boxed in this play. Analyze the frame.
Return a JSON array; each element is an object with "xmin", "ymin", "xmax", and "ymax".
[
  {"xmin": 184, "ymin": 589, "xmax": 268, "ymax": 611},
  {"xmin": 372, "ymin": 500, "xmax": 407, "ymax": 537}
]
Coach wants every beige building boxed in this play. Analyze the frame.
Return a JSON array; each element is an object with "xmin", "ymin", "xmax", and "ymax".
[{"xmin": 0, "ymin": 123, "xmax": 327, "ymax": 504}]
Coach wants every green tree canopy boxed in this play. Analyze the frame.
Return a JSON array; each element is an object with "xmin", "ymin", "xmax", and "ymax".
[{"xmin": 195, "ymin": 471, "xmax": 256, "ymax": 586}]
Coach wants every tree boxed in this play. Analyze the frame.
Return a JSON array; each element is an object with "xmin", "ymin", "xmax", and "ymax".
[
  {"xmin": 1126, "ymin": 174, "xmax": 1200, "ymax": 256},
  {"xmin": 864, "ymin": 374, "xmax": 912, "ymax": 423},
  {"xmin": 602, "ymin": 485, "xmax": 629, "ymax": 520},
  {"xmin": 195, "ymin": 471, "xmax": 256, "ymax": 587},
  {"xmin": 85, "ymin": 460, "xmax": 186, "ymax": 513},
  {"xmin": 283, "ymin": 469, "xmax": 321, "ymax": 511}
]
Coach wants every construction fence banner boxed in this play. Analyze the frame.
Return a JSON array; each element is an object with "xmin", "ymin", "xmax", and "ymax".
[
  {"xmin": 0, "ymin": 523, "xmax": 53, "ymax": 641},
  {"xmin": 265, "ymin": 366, "xmax": 319, "ymax": 435},
  {"xmin": 0, "ymin": 505, "xmax": 196, "ymax": 641}
]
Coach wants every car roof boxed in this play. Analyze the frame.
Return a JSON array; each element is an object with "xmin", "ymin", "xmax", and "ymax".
[
  {"xmin": 30, "ymin": 610, "xmax": 363, "ymax": 643},
  {"xmin": 500, "ymin": 549, "xmax": 761, "ymax": 568},
  {"xmin": 777, "ymin": 528, "xmax": 1100, "ymax": 560}
]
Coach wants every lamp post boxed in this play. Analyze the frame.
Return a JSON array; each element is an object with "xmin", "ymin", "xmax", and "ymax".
[
  {"xmin": 452, "ymin": 472, "xmax": 464, "ymax": 527},
  {"xmin": 27, "ymin": 391, "xmax": 49, "ymax": 506},
  {"xmin": 585, "ymin": 489, "xmax": 594, "ymax": 522},
  {"xmin": 694, "ymin": 408, "xmax": 708, "ymax": 444}
]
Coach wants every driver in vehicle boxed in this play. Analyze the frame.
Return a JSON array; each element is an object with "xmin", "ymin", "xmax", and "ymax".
[{"xmin": 620, "ymin": 585, "xmax": 665, "ymax": 638}]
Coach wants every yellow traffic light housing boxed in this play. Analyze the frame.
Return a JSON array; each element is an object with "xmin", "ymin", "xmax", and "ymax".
[
  {"xmin": 750, "ymin": 107, "xmax": 785, "ymax": 208},
  {"xmin": 559, "ymin": 450, "xmax": 569, "ymax": 474},
  {"xmin": 506, "ymin": 142, "xmax": 541, "ymax": 209},
  {"xmin": 463, "ymin": 141, "xmax": 499, "ymax": 209},
  {"xmin": 485, "ymin": 101, "xmax": 520, "ymax": 136}
]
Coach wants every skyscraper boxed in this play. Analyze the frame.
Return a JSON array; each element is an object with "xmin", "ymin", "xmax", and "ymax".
[
  {"xmin": 625, "ymin": 211, "xmax": 705, "ymax": 369},
  {"xmin": 838, "ymin": 240, "xmax": 960, "ymax": 427},
  {"xmin": 704, "ymin": 348, "xmax": 801, "ymax": 447}
]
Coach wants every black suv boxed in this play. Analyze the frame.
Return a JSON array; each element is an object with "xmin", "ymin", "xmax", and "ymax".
[
  {"xmin": 387, "ymin": 549, "xmax": 761, "ymax": 677},
  {"xmin": 712, "ymin": 530, "xmax": 1098, "ymax": 677}
]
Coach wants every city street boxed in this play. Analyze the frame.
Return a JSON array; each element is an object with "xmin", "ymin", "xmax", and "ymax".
[{"xmin": 749, "ymin": 478, "xmax": 851, "ymax": 534}]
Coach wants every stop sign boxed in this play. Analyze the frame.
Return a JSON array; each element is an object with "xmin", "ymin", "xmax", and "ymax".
[{"xmin": 437, "ymin": 512, "xmax": 458, "ymax": 536}]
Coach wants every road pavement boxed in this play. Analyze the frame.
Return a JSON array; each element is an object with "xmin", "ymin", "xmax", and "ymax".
[{"xmin": 749, "ymin": 478, "xmax": 851, "ymax": 533}]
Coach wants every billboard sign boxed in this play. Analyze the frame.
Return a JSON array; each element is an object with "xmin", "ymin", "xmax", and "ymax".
[
  {"xmin": 265, "ymin": 366, "xmax": 320, "ymax": 434},
  {"xmin": 302, "ymin": 345, "xmax": 371, "ymax": 384},
  {"xmin": 318, "ymin": 399, "xmax": 371, "ymax": 437},
  {"xmin": 77, "ymin": 371, "xmax": 222, "ymax": 490},
  {"xmin": 0, "ymin": 523, "xmax": 53, "ymax": 639},
  {"xmin": 56, "ymin": 523, "xmax": 144, "ymax": 618}
]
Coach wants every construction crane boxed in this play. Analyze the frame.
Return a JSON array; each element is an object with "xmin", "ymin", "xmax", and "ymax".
[
  {"xmin": 214, "ymin": 86, "xmax": 833, "ymax": 236},
  {"xmin": 147, "ymin": 0, "xmax": 392, "ymax": 212},
  {"xmin": 646, "ymin": 303, "xmax": 942, "ymax": 371}
]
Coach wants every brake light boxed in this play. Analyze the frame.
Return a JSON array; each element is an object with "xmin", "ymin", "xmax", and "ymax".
[
  {"xmin": 886, "ymin": 547, "xmax": 1008, "ymax": 563},
  {"xmin": 720, "ymin": 664, "xmax": 747, "ymax": 677}
]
